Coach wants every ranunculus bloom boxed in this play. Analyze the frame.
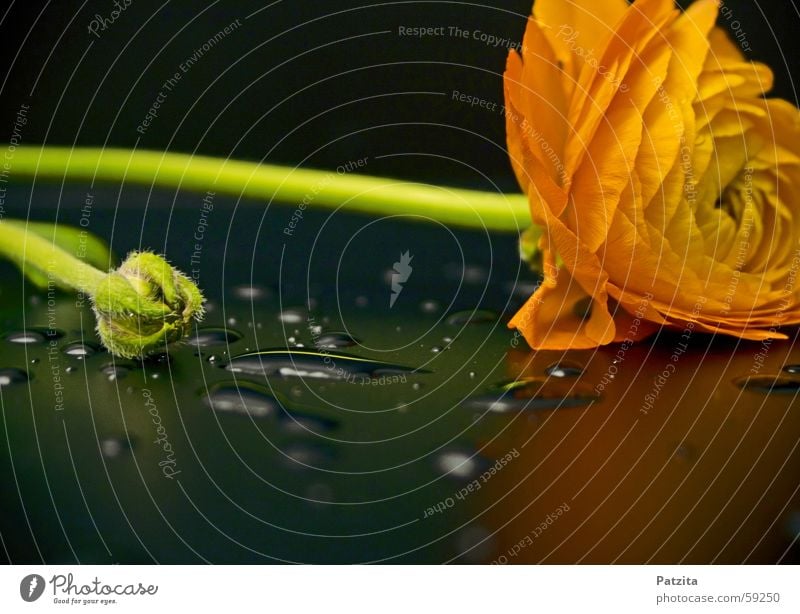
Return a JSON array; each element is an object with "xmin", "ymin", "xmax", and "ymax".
[{"xmin": 505, "ymin": 0, "xmax": 800, "ymax": 349}]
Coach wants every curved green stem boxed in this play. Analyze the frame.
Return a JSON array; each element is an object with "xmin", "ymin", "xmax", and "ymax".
[
  {"xmin": 0, "ymin": 220, "xmax": 105, "ymax": 294},
  {"xmin": 8, "ymin": 146, "xmax": 532, "ymax": 232},
  {"xmin": 0, "ymin": 218, "xmax": 204, "ymax": 358}
]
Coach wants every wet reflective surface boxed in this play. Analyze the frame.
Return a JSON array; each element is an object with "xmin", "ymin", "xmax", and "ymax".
[{"xmin": 0, "ymin": 186, "xmax": 798, "ymax": 563}]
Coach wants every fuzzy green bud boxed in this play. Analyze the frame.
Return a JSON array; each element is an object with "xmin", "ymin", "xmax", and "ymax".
[{"xmin": 91, "ymin": 251, "xmax": 204, "ymax": 359}]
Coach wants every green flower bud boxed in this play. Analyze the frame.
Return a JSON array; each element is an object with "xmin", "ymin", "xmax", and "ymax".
[{"xmin": 91, "ymin": 251, "xmax": 204, "ymax": 359}]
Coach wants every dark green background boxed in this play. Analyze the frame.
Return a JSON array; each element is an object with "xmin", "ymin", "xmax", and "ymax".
[{"xmin": 1, "ymin": 0, "xmax": 798, "ymax": 186}]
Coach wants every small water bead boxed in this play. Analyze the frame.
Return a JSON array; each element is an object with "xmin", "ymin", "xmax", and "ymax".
[
  {"xmin": 466, "ymin": 377, "xmax": 600, "ymax": 412},
  {"xmin": 734, "ymin": 375, "xmax": 800, "ymax": 394},
  {"xmin": 227, "ymin": 317, "xmax": 238, "ymax": 326},
  {"xmin": 431, "ymin": 346, "xmax": 443, "ymax": 354},
  {"xmin": 412, "ymin": 382, "xmax": 423, "ymax": 391},
  {"xmin": 226, "ymin": 349, "xmax": 425, "ymax": 380},
  {"xmin": 783, "ymin": 365, "xmax": 800, "ymax": 374},
  {"xmin": 446, "ymin": 310, "xmax": 498, "ymax": 326},
  {"xmin": 202, "ymin": 382, "xmax": 278, "ymax": 418},
  {"xmin": 278, "ymin": 309, "xmax": 306, "ymax": 324},
  {"xmin": 468, "ymin": 371, "xmax": 476, "ymax": 379},
  {"xmin": 232, "ymin": 285, "xmax": 270, "ymax": 300},
  {"xmin": 63, "ymin": 342, "xmax": 99, "ymax": 359},
  {"xmin": 0, "ymin": 368, "xmax": 28, "ymax": 387},
  {"xmin": 455, "ymin": 525, "xmax": 496, "ymax": 563},
  {"xmin": 314, "ymin": 332, "xmax": 359, "ymax": 349},
  {"xmin": 186, "ymin": 327, "xmax": 243, "ymax": 348},
  {"xmin": 545, "ymin": 362, "xmax": 584, "ymax": 378},
  {"xmin": 435, "ymin": 451, "xmax": 487, "ymax": 479},
  {"xmin": 283, "ymin": 442, "xmax": 337, "ymax": 468},
  {"xmin": 280, "ymin": 409, "xmax": 339, "ymax": 434},
  {"xmin": 6, "ymin": 327, "xmax": 65, "ymax": 344},
  {"xmin": 65, "ymin": 366, "xmax": 76, "ymax": 374},
  {"xmin": 305, "ymin": 482, "xmax": 335, "ymax": 503},
  {"xmin": 420, "ymin": 300, "xmax": 441, "ymax": 314},
  {"xmin": 100, "ymin": 436, "xmax": 135, "ymax": 459},
  {"xmin": 30, "ymin": 358, "xmax": 40, "ymax": 365},
  {"xmin": 100, "ymin": 363, "xmax": 134, "ymax": 381}
]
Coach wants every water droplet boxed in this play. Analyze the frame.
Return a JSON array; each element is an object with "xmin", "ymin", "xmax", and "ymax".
[
  {"xmin": 65, "ymin": 366, "xmax": 76, "ymax": 374},
  {"xmin": 227, "ymin": 317, "xmax": 238, "ymax": 326},
  {"xmin": 545, "ymin": 362, "xmax": 584, "ymax": 378},
  {"xmin": 314, "ymin": 332, "xmax": 359, "ymax": 349},
  {"xmin": 435, "ymin": 450, "xmax": 487, "ymax": 479},
  {"xmin": 573, "ymin": 297, "xmax": 593, "ymax": 320},
  {"xmin": 30, "ymin": 358, "xmax": 40, "ymax": 365},
  {"xmin": 431, "ymin": 346, "xmax": 443, "ymax": 354},
  {"xmin": 468, "ymin": 371, "xmax": 476, "ymax": 379},
  {"xmin": 6, "ymin": 327, "xmax": 64, "ymax": 344},
  {"xmin": 0, "ymin": 368, "xmax": 28, "ymax": 387},
  {"xmin": 446, "ymin": 310, "xmax": 497, "ymax": 326},
  {"xmin": 202, "ymin": 382, "xmax": 278, "ymax": 418},
  {"xmin": 783, "ymin": 365, "xmax": 800, "ymax": 375},
  {"xmin": 412, "ymin": 382, "xmax": 423, "ymax": 390},
  {"xmin": 784, "ymin": 511, "xmax": 800, "ymax": 540},
  {"xmin": 278, "ymin": 308, "xmax": 306, "ymax": 324},
  {"xmin": 232, "ymin": 285, "xmax": 270, "ymax": 300},
  {"xmin": 186, "ymin": 327, "xmax": 243, "ymax": 348},
  {"xmin": 674, "ymin": 442, "xmax": 694, "ymax": 462},
  {"xmin": 420, "ymin": 300, "xmax": 441, "ymax": 314},
  {"xmin": 280, "ymin": 409, "xmax": 339, "ymax": 434},
  {"xmin": 283, "ymin": 442, "xmax": 337, "ymax": 468},
  {"xmin": 100, "ymin": 363, "xmax": 134, "ymax": 381},
  {"xmin": 735, "ymin": 375, "xmax": 800, "ymax": 394},
  {"xmin": 455, "ymin": 525, "xmax": 495, "ymax": 562},
  {"xmin": 100, "ymin": 436, "xmax": 134, "ymax": 458},
  {"xmin": 63, "ymin": 342, "xmax": 99, "ymax": 359},
  {"xmin": 226, "ymin": 349, "xmax": 426, "ymax": 381},
  {"xmin": 305, "ymin": 482, "xmax": 334, "ymax": 503},
  {"xmin": 444, "ymin": 263, "xmax": 488, "ymax": 284},
  {"xmin": 466, "ymin": 377, "xmax": 599, "ymax": 412}
]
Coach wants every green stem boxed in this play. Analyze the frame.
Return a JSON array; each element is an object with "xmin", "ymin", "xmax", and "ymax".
[
  {"xmin": 0, "ymin": 220, "xmax": 105, "ymax": 294},
  {"xmin": 8, "ymin": 146, "xmax": 532, "ymax": 232}
]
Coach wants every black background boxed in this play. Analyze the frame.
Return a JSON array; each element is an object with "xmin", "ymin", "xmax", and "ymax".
[{"xmin": 1, "ymin": 0, "xmax": 798, "ymax": 188}]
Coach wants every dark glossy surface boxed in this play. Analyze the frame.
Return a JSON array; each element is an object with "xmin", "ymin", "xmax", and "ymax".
[{"xmin": 0, "ymin": 186, "xmax": 798, "ymax": 564}]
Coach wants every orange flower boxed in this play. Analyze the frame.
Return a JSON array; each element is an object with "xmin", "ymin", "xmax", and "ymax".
[{"xmin": 505, "ymin": 0, "xmax": 800, "ymax": 349}]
